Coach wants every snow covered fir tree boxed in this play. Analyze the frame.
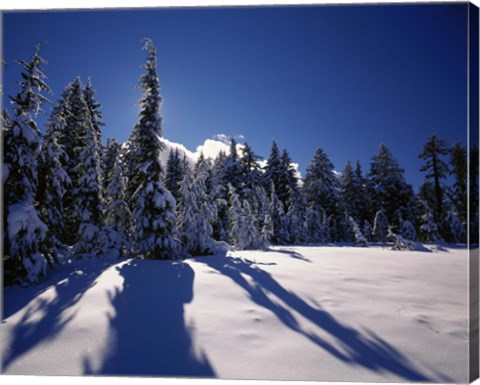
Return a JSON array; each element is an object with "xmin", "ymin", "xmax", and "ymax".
[{"xmin": 1, "ymin": 39, "xmax": 479, "ymax": 286}]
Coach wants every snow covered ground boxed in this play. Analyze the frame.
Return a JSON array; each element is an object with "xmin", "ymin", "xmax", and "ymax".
[{"xmin": 1, "ymin": 245, "xmax": 471, "ymax": 382}]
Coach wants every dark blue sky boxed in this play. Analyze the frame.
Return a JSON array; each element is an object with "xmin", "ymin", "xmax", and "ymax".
[{"xmin": 2, "ymin": 4, "xmax": 469, "ymax": 188}]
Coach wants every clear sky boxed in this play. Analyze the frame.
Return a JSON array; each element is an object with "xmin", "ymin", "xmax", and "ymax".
[{"xmin": 2, "ymin": 3, "xmax": 470, "ymax": 189}]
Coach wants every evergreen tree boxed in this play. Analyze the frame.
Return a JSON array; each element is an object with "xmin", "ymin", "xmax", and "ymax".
[
  {"xmin": 227, "ymin": 184, "xmax": 243, "ymax": 246},
  {"xmin": 303, "ymin": 147, "xmax": 339, "ymax": 217},
  {"xmin": 399, "ymin": 218, "xmax": 417, "ymax": 241},
  {"xmin": 58, "ymin": 78, "xmax": 96, "ymax": 243},
  {"xmin": 304, "ymin": 207, "xmax": 326, "ymax": 243},
  {"xmin": 354, "ymin": 161, "xmax": 373, "ymax": 222},
  {"xmin": 3, "ymin": 44, "xmax": 52, "ymax": 284},
  {"xmin": 104, "ymin": 155, "xmax": 132, "ymax": 257},
  {"xmin": 449, "ymin": 143, "xmax": 468, "ymax": 223},
  {"xmin": 228, "ymin": 185, "xmax": 262, "ymax": 250},
  {"xmin": 277, "ymin": 148, "xmax": 301, "ymax": 211},
  {"xmin": 419, "ymin": 134, "xmax": 449, "ymax": 224},
  {"xmin": 238, "ymin": 200, "xmax": 263, "ymax": 250},
  {"xmin": 368, "ymin": 143, "xmax": 415, "ymax": 226},
  {"xmin": 67, "ymin": 79, "xmax": 105, "ymax": 256},
  {"xmin": 419, "ymin": 205, "xmax": 442, "ymax": 242},
  {"xmin": 440, "ymin": 209, "xmax": 465, "ymax": 244},
  {"xmin": 177, "ymin": 172, "xmax": 215, "ymax": 255},
  {"xmin": 263, "ymin": 140, "xmax": 282, "ymax": 194},
  {"xmin": 165, "ymin": 148, "xmax": 186, "ymax": 203},
  {"xmin": 469, "ymin": 145, "xmax": 479, "ymax": 244},
  {"xmin": 83, "ymin": 78, "xmax": 104, "ymax": 154},
  {"xmin": 240, "ymin": 142, "xmax": 263, "ymax": 195},
  {"xmin": 362, "ymin": 220, "xmax": 373, "ymax": 242},
  {"xmin": 221, "ymin": 137, "xmax": 243, "ymax": 194},
  {"xmin": 268, "ymin": 182, "xmax": 288, "ymax": 244},
  {"xmin": 340, "ymin": 160, "xmax": 369, "ymax": 222},
  {"xmin": 102, "ymin": 138, "xmax": 122, "ymax": 194},
  {"xmin": 372, "ymin": 209, "xmax": 389, "ymax": 242},
  {"xmin": 261, "ymin": 213, "xmax": 274, "ymax": 245},
  {"xmin": 36, "ymin": 109, "xmax": 71, "ymax": 260},
  {"xmin": 249, "ymin": 185, "xmax": 270, "ymax": 234},
  {"xmin": 285, "ymin": 186, "xmax": 307, "ymax": 244},
  {"xmin": 210, "ymin": 151, "xmax": 229, "ymax": 241},
  {"xmin": 128, "ymin": 38, "xmax": 179, "ymax": 259},
  {"xmin": 417, "ymin": 182, "xmax": 437, "ymax": 215},
  {"xmin": 331, "ymin": 213, "xmax": 351, "ymax": 242}
]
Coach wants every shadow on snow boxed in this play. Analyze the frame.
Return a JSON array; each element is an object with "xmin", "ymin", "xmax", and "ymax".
[
  {"xmin": 83, "ymin": 259, "xmax": 215, "ymax": 377},
  {"xmin": 195, "ymin": 253, "xmax": 447, "ymax": 382},
  {"xmin": 2, "ymin": 258, "xmax": 116, "ymax": 371}
]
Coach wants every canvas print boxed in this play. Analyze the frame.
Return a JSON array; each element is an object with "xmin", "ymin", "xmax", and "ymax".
[{"xmin": 1, "ymin": 2, "xmax": 479, "ymax": 383}]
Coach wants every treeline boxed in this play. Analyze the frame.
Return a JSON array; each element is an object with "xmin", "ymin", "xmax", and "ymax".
[{"xmin": 2, "ymin": 40, "xmax": 478, "ymax": 286}]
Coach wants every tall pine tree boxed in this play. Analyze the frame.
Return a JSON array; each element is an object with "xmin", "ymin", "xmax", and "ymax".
[
  {"xmin": 419, "ymin": 134, "xmax": 449, "ymax": 224},
  {"xmin": 127, "ymin": 38, "xmax": 179, "ymax": 259},
  {"xmin": 3, "ymin": 44, "xmax": 52, "ymax": 284}
]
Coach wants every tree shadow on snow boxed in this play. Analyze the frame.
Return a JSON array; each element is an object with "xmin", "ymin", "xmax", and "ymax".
[
  {"xmin": 197, "ymin": 254, "xmax": 446, "ymax": 382},
  {"xmin": 270, "ymin": 247, "xmax": 312, "ymax": 262},
  {"xmin": 83, "ymin": 259, "xmax": 215, "ymax": 377},
  {"xmin": 2, "ymin": 259, "xmax": 116, "ymax": 371}
]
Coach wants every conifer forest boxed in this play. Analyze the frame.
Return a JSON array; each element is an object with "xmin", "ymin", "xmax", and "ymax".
[{"xmin": 3, "ymin": 40, "xmax": 477, "ymax": 285}]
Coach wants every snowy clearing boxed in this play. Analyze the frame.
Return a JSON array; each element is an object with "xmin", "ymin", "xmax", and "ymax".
[{"xmin": 1, "ymin": 245, "xmax": 470, "ymax": 382}]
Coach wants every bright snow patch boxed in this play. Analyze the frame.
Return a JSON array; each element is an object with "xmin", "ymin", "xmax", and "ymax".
[{"xmin": 1, "ymin": 245, "xmax": 470, "ymax": 382}]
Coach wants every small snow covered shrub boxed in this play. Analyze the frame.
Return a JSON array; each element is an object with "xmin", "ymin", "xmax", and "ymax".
[
  {"xmin": 419, "ymin": 209, "xmax": 442, "ymax": 242},
  {"xmin": 348, "ymin": 216, "xmax": 367, "ymax": 246},
  {"xmin": 387, "ymin": 228, "xmax": 417, "ymax": 251}
]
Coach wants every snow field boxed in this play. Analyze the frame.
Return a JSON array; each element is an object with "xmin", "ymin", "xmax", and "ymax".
[{"xmin": 2, "ymin": 245, "xmax": 470, "ymax": 382}]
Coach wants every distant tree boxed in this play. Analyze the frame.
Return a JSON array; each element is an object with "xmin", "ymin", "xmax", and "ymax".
[
  {"xmin": 263, "ymin": 140, "xmax": 282, "ymax": 194},
  {"xmin": 419, "ymin": 134, "xmax": 449, "ymax": 224},
  {"xmin": 368, "ymin": 143, "xmax": 415, "ymax": 226},
  {"xmin": 362, "ymin": 220, "xmax": 373, "ymax": 242},
  {"xmin": 469, "ymin": 145, "xmax": 479, "ymax": 244},
  {"xmin": 239, "ymin": 142, "xmax": 263, "ymax": 195},
  {"xmin": 277, "ymin": 148, "xmax": 301, "ymax": 211},
  {"xmin": 3, "ymin": 44, "xmax": 52, "ymax": 284},
  {"xmin": 228, "ymin": 184, "xmax": 262, "ymax": 250},
  {"xmin": 304, "ymin": 207, "xmax": 325, "ymax": 243},
  {"xmin": 419, "ymin": 205, "xmax": 442, "ymax": 242},
  {"xmin": 102, "ymin": 138, "xmax": 122, "ymax": 194},
  {"xmin": 449, "ymin": 142, "xmax": 468, "ymax": 223},
  {"xmin": 340, "ymin": 161, "xmax": 364, "ymax": 221},
  {"xmin": 223, "ymin": 137, "xmax": 243, "ymax": 193},
  {"xmin": 303, "ymin": 147, "xmax": 339, "ymax": 217},
  {"xmin": 285, "ymin": 186, "xmax": 307, "ymax": 244},
  {"xmin": 268, "ymin": 182, "xmax": 288, "ymax": 244},
  {"xmin": 354, "ymin": 161, "xmax": 373, "ymax": 222},
  {"xmin": 177, "ymin": 172, "xmax": 215, "ymax": 255},
  {"xmin": 372, "ymin": 209, "xmax": 389, "ymax": 242},
  {"xmin": 398, "ymin": 218, "xmax": 417, "ymax": 241},
  {"xmin": 261, "ymin": 213, "xmax": 274, "ymax": 245},
  {"xmin": 165, "ymin": 148, "xmax": 187, "ymax": 203},
  {"xmin": 440, "ymin": 209, "xmax": 465, "ymax": 244}
]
